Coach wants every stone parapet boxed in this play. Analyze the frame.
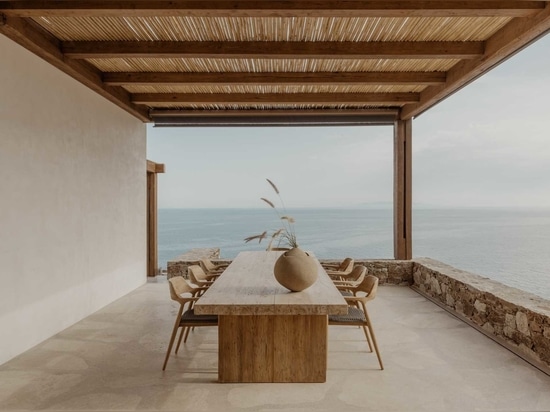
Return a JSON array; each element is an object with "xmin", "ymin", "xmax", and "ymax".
[
  {"xmin": 167, "ymin": 248, "xmax": 222, "ymax": 279},
  {"xmin": 319, "ymin": 259, "xmax": 413, "ymax": 285},
  {"xmin": 412, "ymin": 258, "xmax": 550, "ymax": 372}
]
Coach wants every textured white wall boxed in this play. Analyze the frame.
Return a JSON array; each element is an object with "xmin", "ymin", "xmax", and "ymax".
[{"xmin": 0, "ymin": 36, "xmax": 147, "ymax": 365}]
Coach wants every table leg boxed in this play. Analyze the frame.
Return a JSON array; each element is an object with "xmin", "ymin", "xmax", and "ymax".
[{"xmin": 218, "ymin": 314, "xmax": 327, "ymax": 383}]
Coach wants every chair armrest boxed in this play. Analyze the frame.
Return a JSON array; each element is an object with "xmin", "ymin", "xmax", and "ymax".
[
  {"xmin": 334, "ymin": 281, "xmax": 356, "ymax": 287},
  {"xmin": 343, "ymin": 296, "xmax": 365, "ymax": 303}
]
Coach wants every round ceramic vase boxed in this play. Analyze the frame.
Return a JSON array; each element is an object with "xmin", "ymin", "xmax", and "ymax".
[{"xmin": 273, "ymin": 247, "xmax": 318, "ymax": 292}]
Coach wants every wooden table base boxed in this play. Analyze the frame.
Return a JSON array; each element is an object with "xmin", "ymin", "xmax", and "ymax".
[{"xmin": 218, "ymin": 314, "xmax": 327, "ymax": 383}]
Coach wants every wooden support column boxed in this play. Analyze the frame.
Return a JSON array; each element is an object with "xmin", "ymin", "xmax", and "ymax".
[
  {"xmin": 147, "ymin": 160, "xmax": 165, "ymax": 277},
  {"xmin": 393, "ymin": 119, "xmax": 412, "ymax": 260}
]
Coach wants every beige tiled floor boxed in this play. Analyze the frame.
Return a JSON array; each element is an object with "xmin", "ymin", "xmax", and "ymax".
[{"xmin": 1, "ymin": 278, "xmax": 549, "ymax": 411}]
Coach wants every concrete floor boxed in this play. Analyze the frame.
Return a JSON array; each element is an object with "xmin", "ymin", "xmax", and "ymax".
[{"xmin": 1, "ymin": 278, "xmax": 549, "ymax": 411}]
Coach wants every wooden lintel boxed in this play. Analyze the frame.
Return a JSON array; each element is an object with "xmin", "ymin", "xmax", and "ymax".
[
  {"xmin": 62, "ymin": 41, "xmax": 484, "ymax": 60},
  {"xmin": 0, "ymin": 1, "xmax": 543, "ymax": 18},
  {"xmin": 133, "ymin": 92, "xmax": 419, "ymax": 105},
  {"xmin": 147, "ymin": 160, "xmax": 165, "ymax": 174},
  {"xmin": 104, "ymin": 71, "xmax": 446, "ymax": 86},
  {"xmin": 0, "ymin": 15, "xmax": 150, "ymax": 122},
  {"xmin": 400, "ymin": 4, "xmax": 550, "ymax": 119}
]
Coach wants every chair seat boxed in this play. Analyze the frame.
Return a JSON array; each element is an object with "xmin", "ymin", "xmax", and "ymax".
[
  {"xmin": 180, "ymin": 309, "xmax": 218, "ymax": 324},
  {"xmin": 329, "ymin": 306, "xmax": 366, "ymax": 323}
]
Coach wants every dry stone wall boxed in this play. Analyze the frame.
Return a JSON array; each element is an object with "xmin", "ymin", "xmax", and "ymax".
[
  {"xmin": 167, "ymin": 248, "xmax": 223, "ymax": 279},
  {"xmin": 412, "ymin": 258, "xmax": 550, "ymax": 371},
  {"xmin": 320, "ymin": 259, "xmax": 413, "ymax": 285}
]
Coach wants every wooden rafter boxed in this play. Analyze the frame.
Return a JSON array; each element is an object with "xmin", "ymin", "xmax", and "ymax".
[
  {"xmin": 150, "ymin": 108, "xmax": 400, "ymax": 117},
  {"xmin": 0, "ymin": 1, "xmax": 544, "ymax": 18},
  {"xmin": 0, "ymin": 14, "xmax": 150, "ymax": 121},
  {"xmin": 131, "ymin": 92, "xmax": 419, "ymax": 105},
  {"xmin": 63, "ymin": 41, "xmax": 484, "ymax": 60},
  {"xmin": 400, "ymin": 3, "xmax": 550, "ymax": 119},
  {"xmin": 104, "ymin": 71, "xmax": 446, "ymax": 86}
]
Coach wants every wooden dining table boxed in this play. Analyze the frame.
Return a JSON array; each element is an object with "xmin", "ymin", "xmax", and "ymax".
[{"xmin": 194, "ymin": 250, "xmax": 348, "ymax": 383}]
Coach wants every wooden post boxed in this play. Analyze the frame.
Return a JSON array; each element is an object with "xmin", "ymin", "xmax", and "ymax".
[
  {"xmin": 147, "ymin": 160, "xmax": 165, "ymax": 276},
  {"xmin": 393, "ymin": 119, "xmax": 412, "ymax": 260}
]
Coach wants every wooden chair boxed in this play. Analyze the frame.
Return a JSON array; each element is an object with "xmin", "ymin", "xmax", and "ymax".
[
  {"xmin": 323, "ymin": 257, "xmax": 354, "ymax": 280},
  {"xmin": 162, "ymin": 276, "xmax": 217, "ymax": 371},
  {"xmin": 200, "ymin": 258, "xmax": 229, "ymax": 275},
  {"xmin": 329, "ymin": 275, "xmax": 384, "ymax": 370},
  {"xmin": 333, "ymin": 265, "xmax": 367, "ymax": 295},
  {"xmin": 188, "ymin": 265, "xmax": 218, "ymax": 288}
]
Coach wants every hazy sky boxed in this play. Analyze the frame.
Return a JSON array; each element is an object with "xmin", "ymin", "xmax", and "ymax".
[{"xmin": 147, "ymin": 34, "xmax": 550, "ymax": 209}]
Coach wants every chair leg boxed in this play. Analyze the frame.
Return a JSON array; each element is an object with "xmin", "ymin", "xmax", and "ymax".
[
  {"xmin": 162, "ymin": 323, "xmax": 181, "ymax": 371},
  {"xmin": 183, "ymin": 325, "xmax": 192, "ymax": 343},
  {"xmin": 364, "ymin": 310, "xmax": 384, "ymax": 370},
  {"xmin": 175, "ymin": 327, "xmax": 186, "ymax": 354},
  {"xmin": 361, "ymin": 325, "xmax": 374, "ymax": 353}
]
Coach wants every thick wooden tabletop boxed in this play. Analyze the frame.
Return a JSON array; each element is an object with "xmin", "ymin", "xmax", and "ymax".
[{"xmin": 194, "ymin": 251, "xmax": 348, "ymax": 316}]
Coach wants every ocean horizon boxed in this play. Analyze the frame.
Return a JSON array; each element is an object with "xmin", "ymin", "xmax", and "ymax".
[{"xmin": 158, "ymin": 206, "xmax": 550, "ymax": 300}]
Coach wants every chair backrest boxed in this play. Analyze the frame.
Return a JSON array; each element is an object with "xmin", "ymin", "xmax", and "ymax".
[
  {"xmin": 339, "ymin": 257, "xmax": 354, "ymax": 273},
  {"xmin": 348, "ymin": 265, "xmax": 367, "ymax": 284},
  {"xmin": 201, "ymin": 259, "xmax": 216, "ymax": 272},
  {"xmin": 188, "ymin": 265, "xmax": 208, "ymax": 284},
  {"xmin": 355, "ymin": 275, "xmax": 379, "ymax": 301},
  {"xmin": 168, "ymin": 276, "xmax": 195, "ymax": 305}
]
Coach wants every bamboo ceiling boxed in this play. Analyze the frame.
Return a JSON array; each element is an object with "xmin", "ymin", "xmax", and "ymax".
[{"xmin": 1, "ymin": 1, "xmax": 550, "ymax": 125}]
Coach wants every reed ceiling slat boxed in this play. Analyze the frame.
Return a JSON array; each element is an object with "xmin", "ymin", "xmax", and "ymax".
[{"xmin": 32, "ymin": 16, "xmax": 511, "ymax": 42}]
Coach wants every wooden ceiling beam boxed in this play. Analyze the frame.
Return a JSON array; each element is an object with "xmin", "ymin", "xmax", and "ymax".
[
  {"xmin": 0, "ymin": 1, "xmax": 544, "ymax": 18},
  {"xmin": 63, "ymin": 41, "xmax": 484, "ymax": 59},
  {"xmin": 400, "ymin": 4, "xmax": 550, "ymax": 119},
  {"xmin": 132, "ymin": 92, "xmax": 420, "ymax": 105},
  {"xmin": 0, "ymin": 14, "xmax": 150, "ymax": 121},
  {"xmin": 104, "ymin": 71, "xmax": 446, "ymax": 86},
  {"xmin": 150, "ymin": 108, "xmax": 400, "ymax": 117}
]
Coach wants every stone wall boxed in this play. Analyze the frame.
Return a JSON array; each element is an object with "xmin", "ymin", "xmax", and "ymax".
[
  {"xmin": 320, "ymin": 259, "xmax": 413, "ymax": 285},
  {"xmin": 412, "ymin": 258, "xmax": 550, "ymax": 372},
  {"xmin": 167, "ymin": 248, "xmax": 224, "ymax": 279}
]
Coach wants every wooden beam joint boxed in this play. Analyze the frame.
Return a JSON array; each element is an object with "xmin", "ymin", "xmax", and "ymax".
[{"xmin": 147, "ymin": 160, "xmax": 165, "ymax": 174}]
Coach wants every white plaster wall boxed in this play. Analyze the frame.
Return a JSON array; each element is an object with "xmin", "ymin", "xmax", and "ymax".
[{"xmin": 0, "ymin": 36, "xmax": 147, "ymax": 364}]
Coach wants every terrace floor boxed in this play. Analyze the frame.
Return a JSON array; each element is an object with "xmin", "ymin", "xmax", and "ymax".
[{"xmin": 1, "ymin": 278, "xmax": 549, "ymax": 411}]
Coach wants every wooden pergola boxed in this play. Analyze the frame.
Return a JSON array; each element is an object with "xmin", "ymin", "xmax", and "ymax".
[{"xmin": 2, "ymin": 1, "xmax": 550, "ymax": 260}]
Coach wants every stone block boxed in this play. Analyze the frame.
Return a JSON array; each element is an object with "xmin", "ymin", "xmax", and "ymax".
[
  {"xmin": 446, "ymin": 293, "xmax": 455, "ymax": 307},
  {"xmin": 474, "ymin": 299, "xmax": 487, "ymax": 313},
  {"xmin": 516, "ymin": 311, "xmax": 530, "ymax": 336},
  {"xmin": 430, "ymin": 277, "xmax": 442, "ymax": 295},
  {"xmin": 482, "ymin": 322, "xmax": 495, "ymax": 334},
  {"xmin": 503, "ymin": 326, "xmax": 515, "ymax": 338},
  {"xmin": 505, "ymin": 313, "xmax": 517, "ymax": 330}
]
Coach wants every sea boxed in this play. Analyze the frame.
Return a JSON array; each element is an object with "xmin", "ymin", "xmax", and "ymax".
[{"xmin": 158, "ymin": 207, "xmax": 550, "ymax": 301}]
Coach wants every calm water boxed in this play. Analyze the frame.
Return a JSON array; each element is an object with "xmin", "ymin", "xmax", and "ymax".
[{"xmin": 158, "ymin": 207, "xmax": 550, "ymax": 300}]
